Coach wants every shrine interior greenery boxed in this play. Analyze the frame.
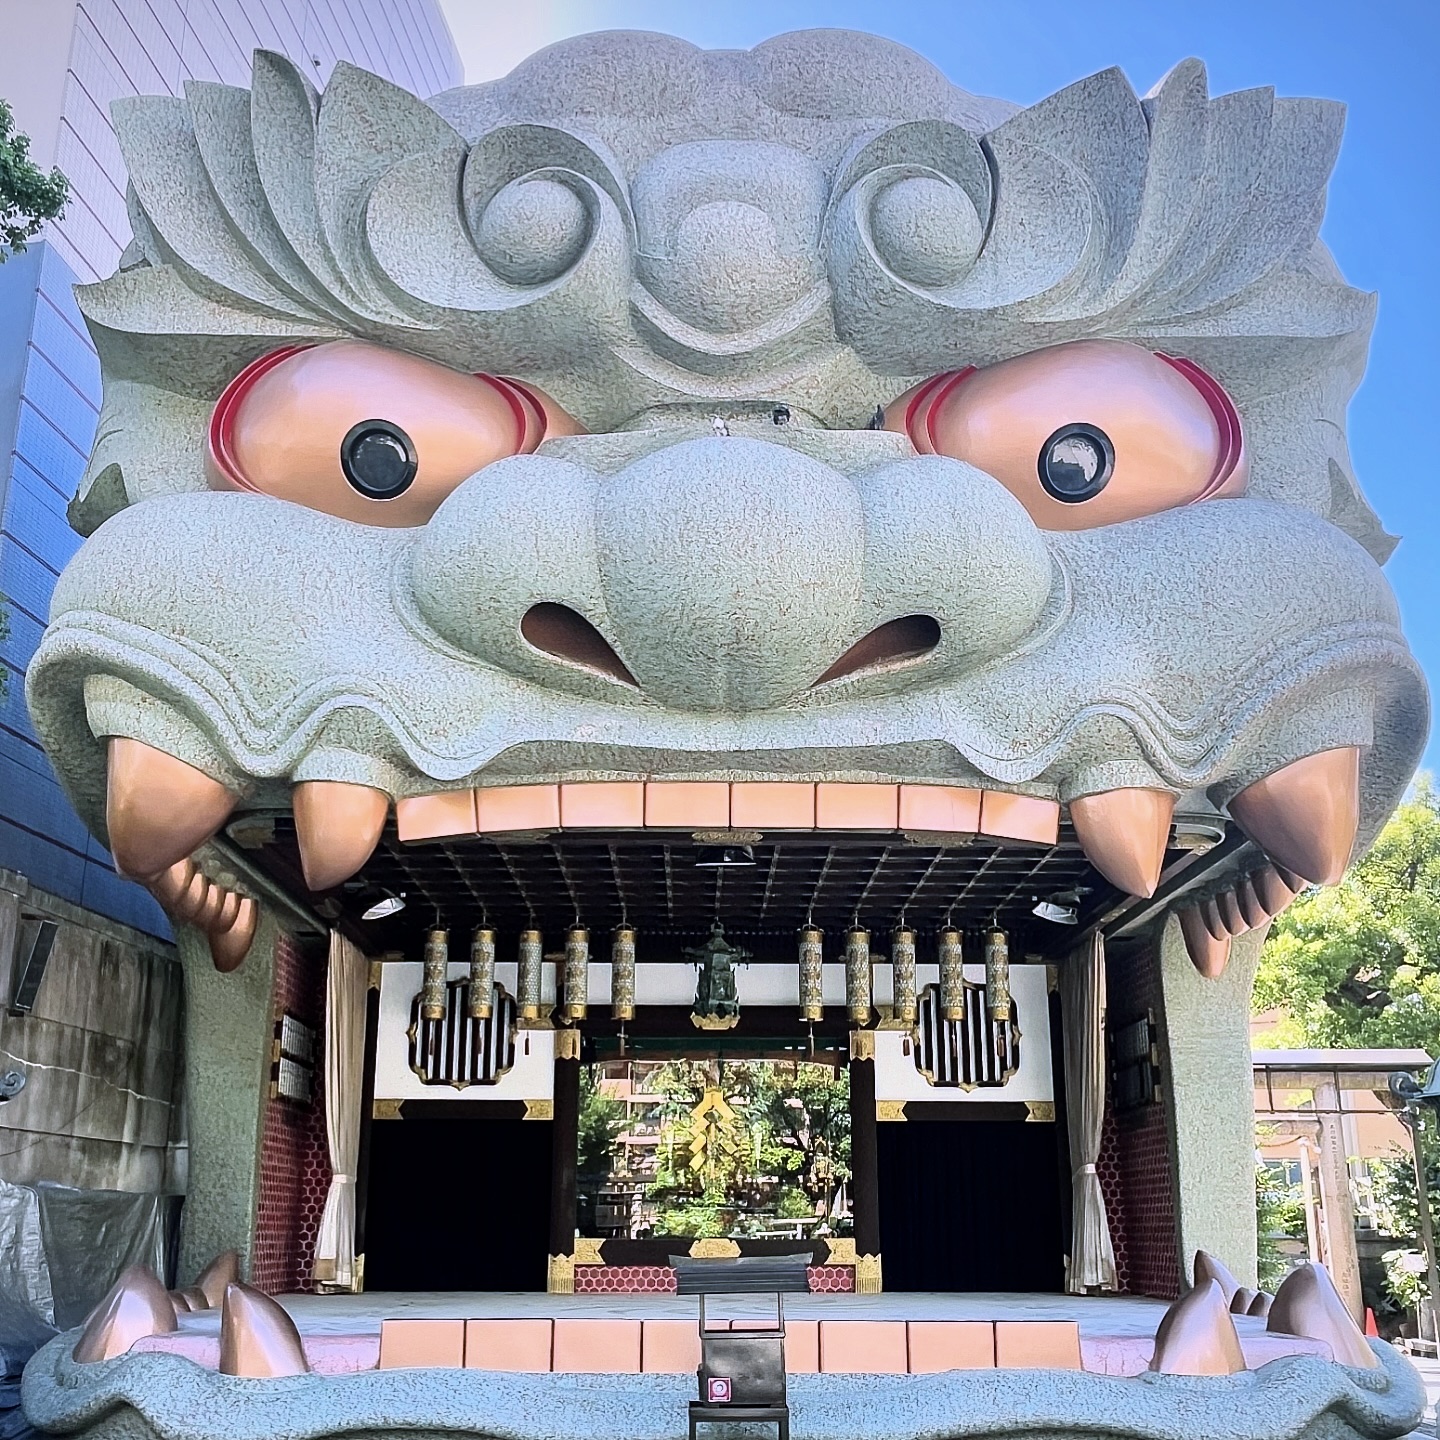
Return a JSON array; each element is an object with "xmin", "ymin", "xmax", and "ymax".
[{"xmin": 577, "ymin": 1059, "xmax": 852, "ymax": 1240}]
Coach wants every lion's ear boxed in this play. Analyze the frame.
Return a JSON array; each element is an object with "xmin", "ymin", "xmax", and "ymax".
[{"xmin": 68, "ymin": 463, "xmax": 127, "ymax": 538}]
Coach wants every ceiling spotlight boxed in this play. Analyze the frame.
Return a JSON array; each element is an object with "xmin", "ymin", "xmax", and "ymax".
[
  {"xmin": 1032, "ymin": 884, "xmax": 1091, "ymax": 925},
  {"xmin": 694, "ymin": 845, "xmax": 756, "ymax": 869},
  {"xmin": 361, "ymin": 891, "xmax": 407, "ymax": 921},
  {"xmin": 1032, "ymin": 899, "xmax": 1078, "ymax": 925}
]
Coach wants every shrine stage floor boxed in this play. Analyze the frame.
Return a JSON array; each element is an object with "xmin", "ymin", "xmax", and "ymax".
[
  {"xmin": 271, "ymin": 1289, "xmax": 1173, "ymax": 1337},
  {"xmin": 141, "ymin": 1289, "xmax": 1337, "ymax": 1378}
]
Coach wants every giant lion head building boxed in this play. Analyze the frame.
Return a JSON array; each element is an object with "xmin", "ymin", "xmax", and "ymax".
[{"xmin": 19, "ymin": 29, "xmax": 1431, "ymax": 1440}]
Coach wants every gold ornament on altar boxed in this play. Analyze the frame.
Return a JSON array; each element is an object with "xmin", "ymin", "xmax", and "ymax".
[
  {"xmin": 563, "ymin": 927, "xmax": 589, "ymax": 1020},
  {"xmin": 985, "ymin": 927, "xmax": 1012, "ymax": 1023},
  {"xmin": 798, "ymin": 925, "xmax": 824, "ymax": 1022},
  {"xmin": 845, "ymin": 927, "xmax": 872, "ymax": 1024},
  {"xmin": 467, "ymin": 926, "xmax": 495, "ymax": 1020},
  {"xmin": 685, "ymin": 1088, "xmax": 744, "ymax": 1181},
  {"xmin": 938, "ymin": 927, "xmax": 965, "ymax": 1022},
  {"xmin": 611, "ymin": 925, "xmax": 636, "ymax": 1021},
  {"xmin": 421, "ymin": 928, "xmax": 448, "ymax": 1021},
  {"xmin": 891, "ymin": 926, "xmax": 918, "ymax": 1026},
  {"xmin": 517, "ymin": 928, "xmax": 543, "ymax": 1021}
]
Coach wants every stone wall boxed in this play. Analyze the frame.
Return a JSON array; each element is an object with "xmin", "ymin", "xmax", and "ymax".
[
  {"xmin": 1158, "ymin": 916, "xmax": 1264, "ymax": 1291},
  {"xmin": 0, "ymin": 869, "xmax": 183, "ymax": 1192},
  {"xmin": 250, "ymin": 931, "xmax": 330, "ymax": 1295}
]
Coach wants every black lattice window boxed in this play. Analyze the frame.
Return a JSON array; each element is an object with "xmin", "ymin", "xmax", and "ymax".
[
  {"xmin": 914, "ymin": 982, "xmax": 1021, "ymax": 1089},
  {"xmin": 407, "ymin": 980, "xmax": 517, "ymax": 1087}
]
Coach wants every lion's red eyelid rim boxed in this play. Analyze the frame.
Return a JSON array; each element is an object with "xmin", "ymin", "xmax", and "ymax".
[
  {"xmin": 208, "ymin": 344, "xmax": 312, "ymax": 490},
  {"xmin": 1155, "ymin": 352, "xmax": 1244, "ymax": 498},
  {"xmin": 492, "ymin": 375, "xmax": 548, "ymax": 453},
  {"xmin": 209, "ymin": 346, "xmax": 544, "ymax": 492},
  {"xmin": 907, "ymin": 367, "xmax": 975, "ymax": 453}
]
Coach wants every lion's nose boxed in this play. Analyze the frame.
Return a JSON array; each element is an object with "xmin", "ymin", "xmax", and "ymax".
[
  {"xmin": 592, "ymin": 438, "xmax": 864, "ymax": 710},
  {"xmin": 409, "ymin": 441, "xmax": 1051, "ymax": 713}
]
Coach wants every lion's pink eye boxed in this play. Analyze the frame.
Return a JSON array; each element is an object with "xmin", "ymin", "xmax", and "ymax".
[
  {"xmin": 207, "ymin": 340, "xmax": 580, "ymax": 527},
  {"xmin": 884, "ymin": 339, "xmax": 1247, "ymax": 530}
]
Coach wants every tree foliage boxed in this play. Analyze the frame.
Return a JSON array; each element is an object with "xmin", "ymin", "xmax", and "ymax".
[
  {"xmin": 1254, "ymin": 779, "xmax": 1440, "ymax": 1049},
  {"xmin": 0, "ymin": 99, "xmax": 68, "ymax": 258}
]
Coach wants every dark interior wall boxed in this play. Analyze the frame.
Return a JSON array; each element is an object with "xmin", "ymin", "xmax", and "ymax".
[
  {"xmin": 1098, "ymin": 943, "xmax": 1181, "ymax": 1298},
  {"xmin": 877, "ymin": 1119, "xmax": 1065, "ymax": 1292},
  {"xmin": 364, "ymin": 1117, "xmax": 553, "ymax": 1291}
]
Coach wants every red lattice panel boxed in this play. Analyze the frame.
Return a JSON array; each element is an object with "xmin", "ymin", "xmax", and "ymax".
[
  {"xmin": 1100, "ymin": 947, "xmax": 1180, "ymax": 1299},
  {"xmin": 251, "ymin": 932, "xmax": 331, "ymax": 1295},
  {"xmin": 572, "ymin": 1263, "xmax": 857, "ymax": 1293},
  {"xmin": 806, "ymin": 1265, "xmax": 855, "ymax": 1293},
  {"xmin": 575, "ymin": 1264, "xmax": 677, "ymax": 1293}
]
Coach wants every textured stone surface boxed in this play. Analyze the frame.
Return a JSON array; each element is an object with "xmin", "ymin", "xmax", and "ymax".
[
  {"xmin": 1160, "ymin": 919, "xmax": 1267, "ymax": 1291},
  {"xmin": 14, "ymin": 30, "xmax": 1436, "ymax": 1436},
  {"xmin": 21, "ymin": 1328, "xmax": 1427, "ymax": 1440},
  {"xmin": 23, "ymin": 31, "xmax": 1426, "ymax": 871},
  {"xmin": 173, "ymin": 912, "xmax": 276, "ymax": 1286}
]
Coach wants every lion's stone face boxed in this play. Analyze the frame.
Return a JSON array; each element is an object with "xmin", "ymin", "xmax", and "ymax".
[{"xmin": 24, "ymin": 29, "xmax": 1428, "ymax": 894}]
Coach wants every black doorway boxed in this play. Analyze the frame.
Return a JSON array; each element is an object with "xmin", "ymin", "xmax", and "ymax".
[
  {"xmin": 877, "ymin": 1119, "xmax": 1065, "ymax": 1292},
  {"xmin": 363, "ymin": 1117, "xmax": 552, "ymax": 1290}
]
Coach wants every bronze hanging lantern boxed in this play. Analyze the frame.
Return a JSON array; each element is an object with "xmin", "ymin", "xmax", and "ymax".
[
  {"xmin": 611, "ymin": 925, "xmax": 637, "ymax": 1022},
  {"xmin": 938, "ymin": 927, "xmax": 965, "ymax": 1022},
  {"xmin": 563, "ymin": 926, "xmax": 590, "ymax": 1021},
  {"xmin": 421, "ymin": 928, "xmax": 449, "ymax": 1021},
  {"xmin": 798, "ymin": 925, "xmax": 824, "ymax": 1022},
  {"xmin": 984, "ymin": 927, "xmax": 1012, "ymax": 1023},
  {"xmin": 517, "ymin": 928, "xmax": 543, "ymax": 1021},
  {"xmin": 845, "ymin": 927, "xmax": 872, "ymax": 1025},
  {"xmin": 467, "ymin": 926, "xmax": 496, "ymax": 1020},
  {"xmin": 891, "ymin": 925, "xmax": 918, "ymax": 1026}
]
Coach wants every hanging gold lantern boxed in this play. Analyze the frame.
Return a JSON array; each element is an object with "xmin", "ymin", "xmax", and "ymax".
[
  {"xmin": 845, "ymin": 927, "xmax": 872, "ymax": 1025},
  {"xmin": 467, "ymin": 926, "xmax": 496, "ymax": 1020},
  {"xmin": 891, "ymin": 926, "xmax": 918, "ymax": 1026},
  {"xmin": 984, "ymin": 927, "xmax": 1012, "ymax": 1023},
  {"xmin": 421, "ymin": 928, "xmax": 449, "ymax": 1021},
  {"xmin": 563, "ymin": 926, "xmax": 590, "ymax": 1021},
  {"xmin": 798, "ymin": 926, "xmax": 824, "ymax": 1022},
  {"xmin": 517, "ymin": 928, "xmax": 543, "ymax": 1021},
  {"xmin": 938, "ymin": 927, "xmax": 965, "ymax": 1022},
  {"xmin": 611, "ymin": 925, "xmax": 637, "ymax": 1021}
]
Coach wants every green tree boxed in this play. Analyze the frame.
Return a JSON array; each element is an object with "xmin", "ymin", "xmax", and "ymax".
[
  {"xmin": 1255, "ymin": 1152, "xmax": 1306, "ymax": 1290},
  {"xmin": 1253, "ymin": 779, "xmax": 1440, "ymax": 1049},
  {"xmin": 0, "ymin": 98, "xmax": 68, "ymax": 258},
  {"xmin": 577, "ymin": 1067, "xmax": 627, "ymax": 1180}
]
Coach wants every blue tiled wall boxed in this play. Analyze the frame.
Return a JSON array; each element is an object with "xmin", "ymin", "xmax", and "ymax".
[{"xmin": 0, "ymin": 242, "xmax": 168, "ymax": 936}]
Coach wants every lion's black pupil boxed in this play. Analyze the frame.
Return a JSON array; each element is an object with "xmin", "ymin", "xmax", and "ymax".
[
  {"xmin": 340, "ymin": 420, "xmax": 417, "ymax": 499},
  {"xmin": 1038, "ymin": 422, "xmax": 1114, "ymax": 503}
]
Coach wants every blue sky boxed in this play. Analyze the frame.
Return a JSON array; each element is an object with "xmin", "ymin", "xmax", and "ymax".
[{"xmin": 440, "ymin": 0, "xmax": 1440, "ymax": 764}]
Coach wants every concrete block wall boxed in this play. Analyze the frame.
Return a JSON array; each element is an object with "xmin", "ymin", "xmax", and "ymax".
[{"xmin": 0, "ymin": 870, "xmax": 183, "ymax": 1191}]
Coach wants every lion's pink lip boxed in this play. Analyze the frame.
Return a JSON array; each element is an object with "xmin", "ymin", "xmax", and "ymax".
[{"xmin": 394, "ymin": 781, "xmax": 1060, "ymax": 846}]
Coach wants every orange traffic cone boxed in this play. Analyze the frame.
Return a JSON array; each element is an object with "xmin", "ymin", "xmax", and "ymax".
[{"xmin": 1365, "ymin": 1308, "xmax": 1380, "ymax": 1337}]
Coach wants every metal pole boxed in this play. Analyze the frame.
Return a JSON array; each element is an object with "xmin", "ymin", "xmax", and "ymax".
[{"xmin": 1407, "ymin": 1108, "xmax": 1440, "ymax": 1344}]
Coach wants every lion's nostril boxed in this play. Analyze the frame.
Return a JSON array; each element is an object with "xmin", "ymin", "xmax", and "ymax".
[
  {"xmin": 814, "ymin": 615, "xmax": 942, "ymax": 686},
  {"xmin": 520, "ymin": 604, "xmax": 638, "ymax": 686}
]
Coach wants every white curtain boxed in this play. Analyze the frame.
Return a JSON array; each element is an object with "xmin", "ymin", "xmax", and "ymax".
[
  {"xmin": 313, "ymin": 931, "xmax": 368, "ymax": 1290},
  {"xmin": 1061, "ymin": 932, "xmax": 1119, "ymax": 1293}
]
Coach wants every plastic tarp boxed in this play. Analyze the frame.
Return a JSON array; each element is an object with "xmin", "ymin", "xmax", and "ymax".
[{"xmin": 0, "ymin": 1178, "xmax": 181, "ymax": 1333}]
